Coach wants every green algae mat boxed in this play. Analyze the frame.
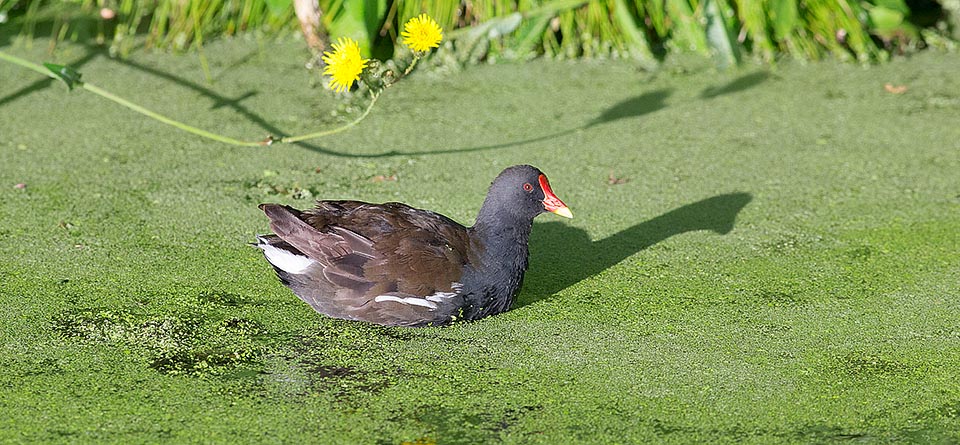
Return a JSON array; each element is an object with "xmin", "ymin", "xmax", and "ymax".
[{"xmin": 2, "ymin": 40, "xmax": 959, "ymax": 443}]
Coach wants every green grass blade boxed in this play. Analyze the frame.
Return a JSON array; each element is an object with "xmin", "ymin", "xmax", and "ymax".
[
  {"xmin": 665, "ymin": 0, "xmax": 710, "ymax": 55},
  {"xmin": 769, "ymin": 0, "xmax": 799, "ymax": 40},
  {"xmin": 612, "ymin": 0, "xmax": 657, "ymax": 65}
]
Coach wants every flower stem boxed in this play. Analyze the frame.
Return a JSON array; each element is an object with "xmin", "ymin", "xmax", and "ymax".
[
  {"xmin": 80, "ymin": 82, "xmax": 267, "ymax": 147},
  {"xmin": 1, "ymin": 49, "xmax": 269, "ymax": 146},
  {"xmin": 0, "ymin": 49, "xmax": 381, "ymax": 147},
  {"xmin": 402, "ymin": 56, "xmax": 420, "ymax": 77},
  {"xmin": 279, "ymin": 92, "xmax": 380, "ymax": 144},
  {"xmin": 0, "ymin": 50, "xmax": 53, "ymax": 78}
]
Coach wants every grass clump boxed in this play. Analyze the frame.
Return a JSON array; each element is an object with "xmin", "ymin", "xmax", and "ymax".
[{"xmin": 3, "ymin": 0, "xmax": 955, "ymax": 64}]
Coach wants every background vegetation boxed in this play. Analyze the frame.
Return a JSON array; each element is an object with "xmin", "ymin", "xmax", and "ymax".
[
  {"xmin": 1, "ymin": 37, "xmax": 959, "ymax": 443},
  {"xmin": 1, "ymin": 0, "xmax": 957, "ymax": 67},
  {"xmin": 3, "ymin": 1, "xmax": 960, "ymax": 444}
]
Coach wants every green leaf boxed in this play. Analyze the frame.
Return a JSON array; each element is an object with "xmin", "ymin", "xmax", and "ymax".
[
  {"xmin": 263, "ymin": 0, "xmax": 289, "ymax": 16},
  {"xmin": 364, "ymin": 0, "xmax": 388, "ymax": 40},
  {"xmin": 511, "ymin": 14, "xmax": 551, "ymax": 57},
  {"xmin": 325, "ymin": 0, "xmax": 388, "ymax": 57},
  {"xmin": 868, "ymin": 6, "xmax": 905, "ymax": 32},
  {"xmin": 43, "ymin": 63, "xmax": 82, "ymax": 90},
  {"xmin": 460, "ymin": 12, "xmax": 522, "ymax": 41},
  {"xmin": 870, "ymin": 0, "xmax": 910, "ymax": 15},
  {"xmin": 264, "ymin": 0, "xmax": 290, "ymax": 17}
]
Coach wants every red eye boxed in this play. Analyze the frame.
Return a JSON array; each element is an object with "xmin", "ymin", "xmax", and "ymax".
[{"xmin": 522, "ymin": 182, "xmax": 533, "ymax": 192}]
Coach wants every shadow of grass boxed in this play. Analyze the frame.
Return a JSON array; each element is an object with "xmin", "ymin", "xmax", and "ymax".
[
  {"xmin": 587, "ymin": 88, "xmax": 672, "ymax": 127},
  {"xmin": 700, "ymin": 72, "xmax": 771, "ymax": 99},
  {"xmin": 297, "ymin": 88, "xmax": 673, "ymax": 157},
  {"xmin": 0, "ymin": 49, "xmax": 100, "ymax": 107},
  {"xmin": 3, "ymin": 41, "xmax": 678, "ymax": 158}
]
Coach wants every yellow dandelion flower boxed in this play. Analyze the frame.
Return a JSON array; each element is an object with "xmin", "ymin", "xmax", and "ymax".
[
  {"xmin": 322, "ymin": 37, "xmax": 368, "ymax": 93},
  {"xmin": 401, "ymin": 14, "xmax": 443, "ymax": 53}
]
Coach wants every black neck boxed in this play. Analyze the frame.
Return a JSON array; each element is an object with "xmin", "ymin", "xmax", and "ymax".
[
  {"xmin": 471, "ymin": 199, "xmax": 534, "ymax": 265},
  {"xmin": 461, "ymin": 204, "xmax": 534, "ymax": 320}
]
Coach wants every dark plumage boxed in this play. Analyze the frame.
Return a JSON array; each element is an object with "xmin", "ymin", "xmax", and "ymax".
[{"xmin": 254, "ymin": 165, "xmax": 572, "ymax": 327}]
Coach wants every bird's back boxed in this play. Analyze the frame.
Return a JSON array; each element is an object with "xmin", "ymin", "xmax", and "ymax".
[{"xmin": 257, "ymin": 200, "xmax": 478, "ymax": 326}]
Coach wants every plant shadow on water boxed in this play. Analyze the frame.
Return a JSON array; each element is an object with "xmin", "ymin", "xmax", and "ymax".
[
  {"xmin": 585, "ymin": 88, "xmax": 672, "ymax": 127},
  {"xmin": 699, "ymin": 71, "xmax": 771, "ymax": 99},
  {"xmin": 0, "ymin": 43, "xmax": 327, "ymax": 151},
  {"xmin": 0, "ymin": 49, "xmax": 101, "ymax": 108},
  {"xmin": 1, "ymin": 44, "xmax": 673, "ymax": 158},
  {"xmin": 518, "ymin": 192, "xmax": 752, "ymax": 307},
  {"xmin": 310, "ymin": 88, "xmax": 675, "ymax": 157},
  {"xmin": 4, "ymin": 42, "xmax": 765, "ymax": 158}
]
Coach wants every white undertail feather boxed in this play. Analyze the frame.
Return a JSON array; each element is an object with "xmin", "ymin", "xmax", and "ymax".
[{"xmin": 257, "ymin": 239, "xmax": 316, "ymax": 274}]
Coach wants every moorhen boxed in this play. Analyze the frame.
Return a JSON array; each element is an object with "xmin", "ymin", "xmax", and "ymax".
[{"xmin": 254, "ymin": 165, "xmax": 572, "ymax": 327}]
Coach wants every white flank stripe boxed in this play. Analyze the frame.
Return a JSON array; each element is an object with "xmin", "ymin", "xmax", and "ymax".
[
  {"xmin": 374, "ymin": 295, "xmax": 439, "ymax": 309},
  {"xmin": 259, "ymin": 243, "xmax": 316, "ymax": 274},
  {"xmin": 425, "ymin": 292, "xmax": 457, "ymax": 303}
]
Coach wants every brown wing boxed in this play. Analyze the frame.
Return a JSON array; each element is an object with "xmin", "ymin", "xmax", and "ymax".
[
  {"xmin": 259, "ymin": 202, "xmax": 474, "ymax": 326},
  {"xmin": 302, "ymin": 201, "xmax": 473, "ymax": 296},
  {"xmin": 259, "ymin": 204, "xmax": 376, "ymax": 287}
]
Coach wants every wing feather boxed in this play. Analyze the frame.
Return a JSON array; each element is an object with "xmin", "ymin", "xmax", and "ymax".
[{"xmin": 259, "ymin": 200, "xmax": 474, "ymax": 325}]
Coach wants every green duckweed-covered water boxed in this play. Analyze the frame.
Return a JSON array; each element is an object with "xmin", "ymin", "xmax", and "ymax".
[{"xmin": 1, "ymin": 38, "xmax": 959, "ymax": 443}]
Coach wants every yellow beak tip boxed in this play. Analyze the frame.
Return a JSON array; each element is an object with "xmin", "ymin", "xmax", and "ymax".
[{"xmin": 551, "ymin": 206, "xmax": 574, "ymax": 219}]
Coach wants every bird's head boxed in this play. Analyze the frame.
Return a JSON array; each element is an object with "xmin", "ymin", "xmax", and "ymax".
[{"xmin": 487, "ymin": 165, "xmax": 573, "ymax": 220}]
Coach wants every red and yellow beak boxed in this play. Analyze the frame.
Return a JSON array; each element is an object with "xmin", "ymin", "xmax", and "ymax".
[{"xmin": 539, "ymin": 174, "xmax": 573, "ymax": 218}]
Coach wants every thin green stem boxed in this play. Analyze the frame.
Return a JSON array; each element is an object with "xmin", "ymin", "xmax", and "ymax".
[
  {"xmin": 279, "ymin": 92, "xmax": 380, "ymax": 144},
  {"xmin": 191, "ymin": 0, "xmax": 213, "ymax": 84},
  {"xmin": 1, "ymin": 49, "xmax": 382, "ymax": 147},
  {"xmin": 402, "ymin": 56, "xmax": 420, "ymax": 77},
  {"xmin": 80, "ymin": 82, "xmax": 267, "ymax": 147},
  {"xmin": 2, "ymin": 49, "xmax": 266, "ymax": 146},
  {"xmin": 0, "ymin": 50, "xmax": 56, "ymax": 79}
]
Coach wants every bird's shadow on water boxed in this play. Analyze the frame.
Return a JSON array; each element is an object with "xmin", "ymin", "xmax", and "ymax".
[{"xmin": 517, "ymin": 192, "xmax": 753, "ymax": 307}]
